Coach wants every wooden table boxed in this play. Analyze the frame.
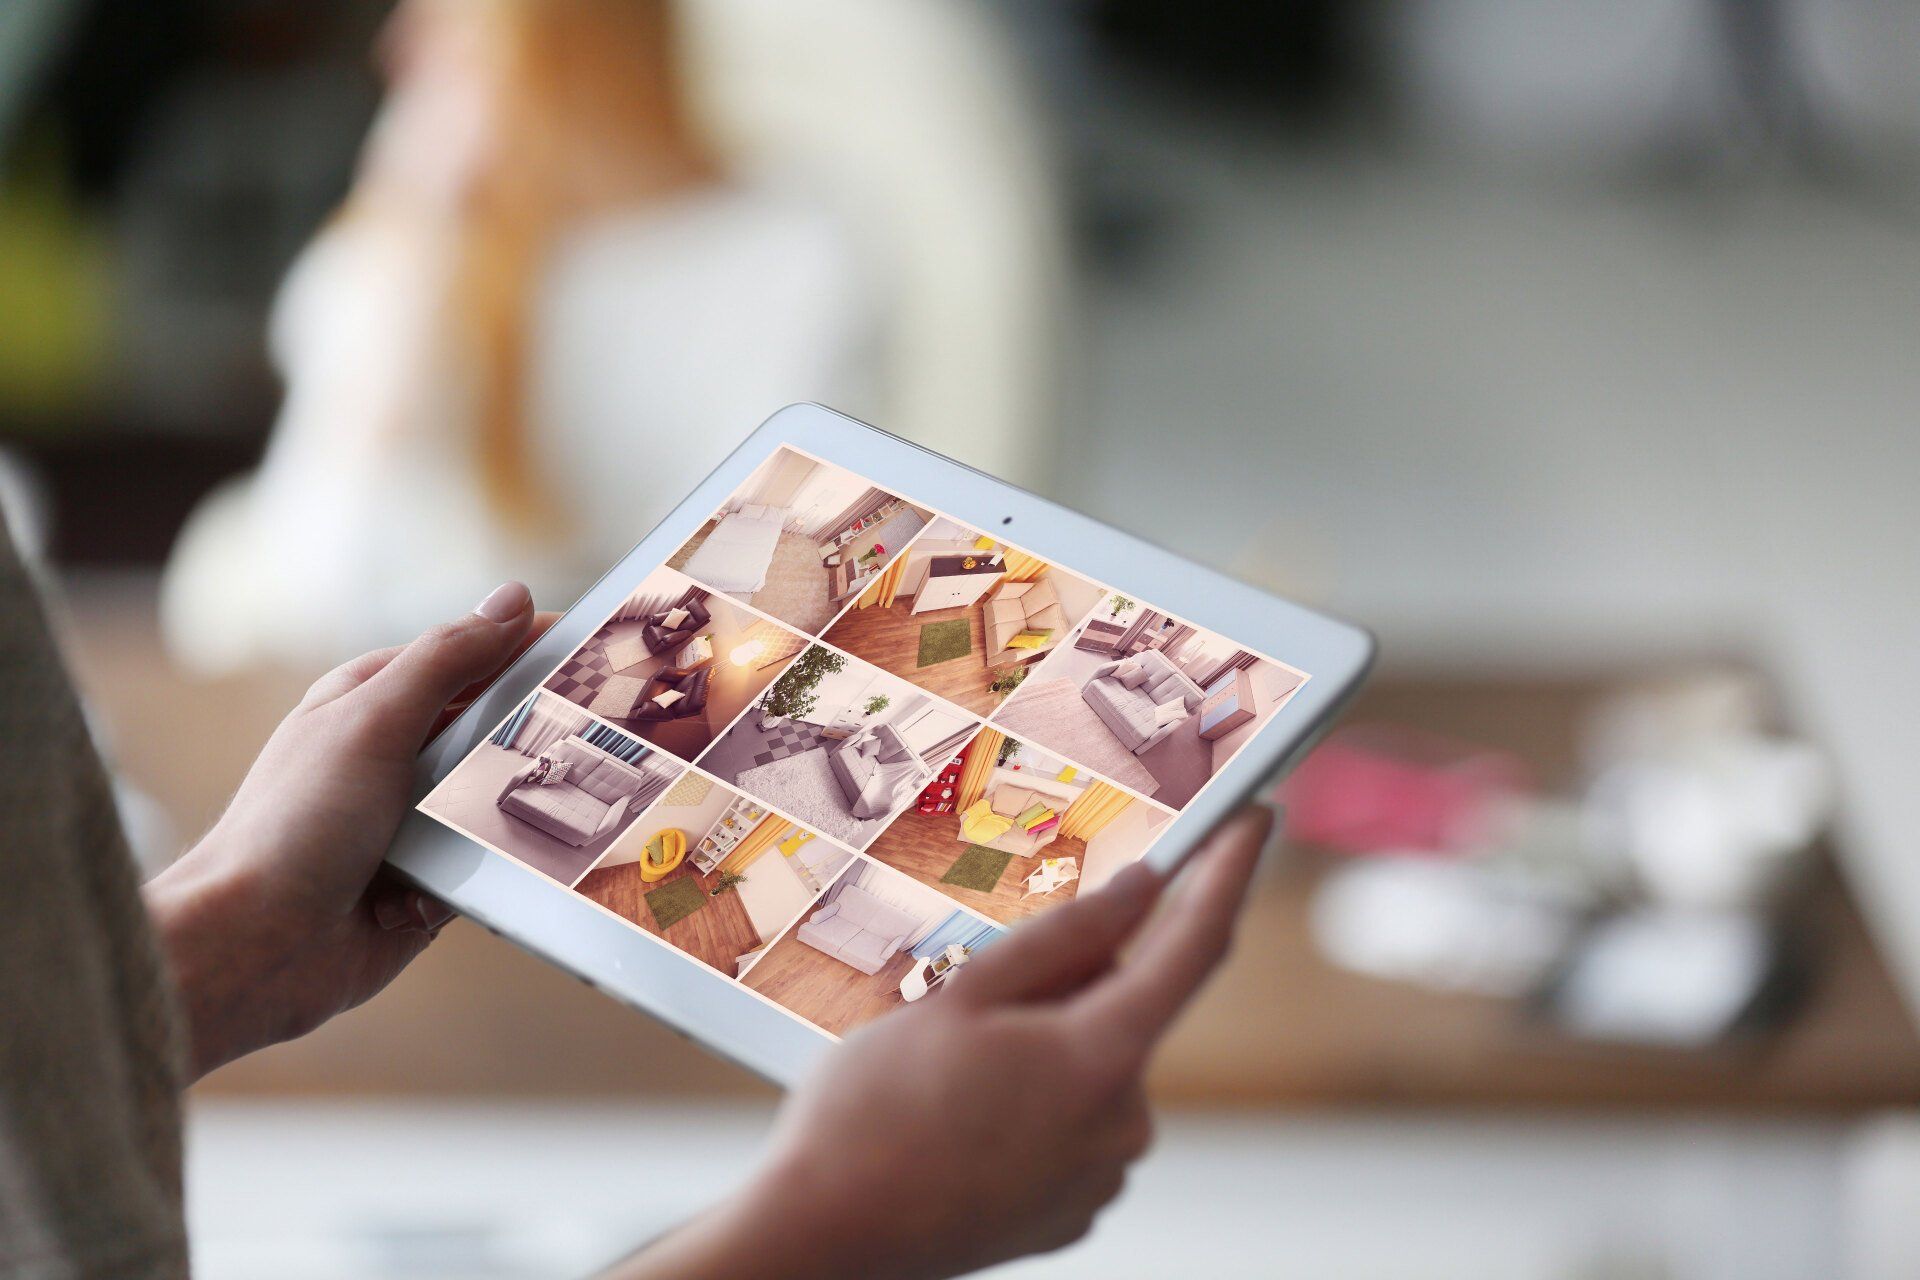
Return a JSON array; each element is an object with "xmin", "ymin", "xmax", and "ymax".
[{"xmin": 55, "ymin": 574, "xmax": 1920, "ymax": 1111}]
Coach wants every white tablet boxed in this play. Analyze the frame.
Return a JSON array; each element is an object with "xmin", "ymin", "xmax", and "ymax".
[{"xmin": 388, "ymin": 403, "xmax": 1373, "ymax": 1085}]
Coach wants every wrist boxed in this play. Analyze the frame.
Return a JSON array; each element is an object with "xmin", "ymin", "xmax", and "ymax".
[{"xmin": 144, "ymin": 834, "xmax": 280, "ymax": 1080}]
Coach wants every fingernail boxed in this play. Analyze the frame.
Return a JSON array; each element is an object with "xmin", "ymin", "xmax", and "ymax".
[
  {"xmin": 373, "ymin": 894, "xmax": 409, "ymax": 930},
  {"xmin": 475, "ymin": 581, "xmax": 530, "ymax": 623},
  {"xmin": 408, "ymin": 892, "xmax": 454, "ymax": 932}
]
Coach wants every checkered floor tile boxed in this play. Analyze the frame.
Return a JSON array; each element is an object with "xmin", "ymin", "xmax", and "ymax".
[
  {"xmin": 746, "ymin": 718, "xmax": 830, "ymax": 767},
  {"xmin": 545, "ymin": 639, "xmax": 615, "ymax": 702}
]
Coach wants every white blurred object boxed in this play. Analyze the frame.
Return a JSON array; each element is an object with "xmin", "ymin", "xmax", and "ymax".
[
  {"xmin": 1552, "ymin": 908, "xmax": 1771, "ymax": 1047},
  {"xmin": 680, "ymin": 0, "xmax": 1067, "ymax": 487},
  {"xmin": 161, "ymin": 184, "xmax": 868, "ymax": 674},
  {"xmin": 1585, "ymin": 738, "xmax": 1832, "ymax": 910},
  {"xmin": 1311, "ymin": 858, "xmax": 1579, "ymax": 997}
]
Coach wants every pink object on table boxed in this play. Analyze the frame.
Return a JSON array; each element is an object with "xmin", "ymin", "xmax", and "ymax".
[{"xmin": 1277, "ymin": 725, "xmax": 1530, "ymax": 856}]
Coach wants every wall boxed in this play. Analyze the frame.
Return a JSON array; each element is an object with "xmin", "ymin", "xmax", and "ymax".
[
  {"xmin": 597, "ymin": 781, "xmax": 733, "ymax": 868},
  {"xmin": 1081, "ymin": 797, "xmax": 1167, "ymax": 893},
  {"xmin": 736, "ymin": 842, "xmax": 817, "ymax": 940},
  {"xmin": 1045, "ymin": 567, "xmax": 1106, "ymax": 632}
]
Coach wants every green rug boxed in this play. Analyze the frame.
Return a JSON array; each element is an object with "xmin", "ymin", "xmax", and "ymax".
[
  {"xmin": 917, "ymin": 619, "xmax": 973, "ymax": 667},
  {"xmin": 942, "ymin": 844, "xmax": 1016, "ymax": 893},
  {"xmin": 645, "ymin": 877, "xmax": 709, "ymax": 931}
]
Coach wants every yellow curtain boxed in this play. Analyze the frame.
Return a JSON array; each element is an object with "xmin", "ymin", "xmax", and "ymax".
[
  {"xmin": 1058, "ymin": 782, "xmax": 1131, "ymax": 841},
  {"xmin": 858, "ymin": 555, "xmax": 908, "ymax": 608},
  {"xmin": 1002, "ymin": 550, "xmax": 1048, "ymax": 583},
  {"xmin": 719, "ymin": 813, "xmax": 790, "ymax": 876},
  {"xmin": 955, "ymin": 729, "xmax": 1002, "ymax": 809}
]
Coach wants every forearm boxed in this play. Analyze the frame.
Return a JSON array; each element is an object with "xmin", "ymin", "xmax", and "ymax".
[{"xmin": 605, "ymin": 1149, "xmax": 938, "ymax": 1280}]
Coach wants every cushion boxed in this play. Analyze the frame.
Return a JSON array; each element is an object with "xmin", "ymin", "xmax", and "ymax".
[
  {"xmin": 1015, "ymin": 802, "xmax": 1050, "ymax": 830},
  {"xmin": 991, "ymin": 786, "xmax": 1034, "ymax": 817},
  {"xmin": 1027, "ymin": 814, "xmax": 1060, "ymax": 836},
  {"xmin": 1022, "ymin": 577, "xmax": 1061, "ymax": 612},
  {"xmin": 856, "ymin": 735, "xmax": 880, "ymax": 758},
  {"xmin": 995, "ymin": 580, "xmax": 1033, "ymax": 600},
  {"xmin": 1007, "ymin": 630, "xmax": 1051, "ymax": 649},
  {"xmin": 875, "ymin": 730, "xmax": 914, "ymax": 765},
  {"xmin": 661, "ymin": 606, "xmax": 691, "ymax": 629},
  {"xmin": 1116, "ymin": 658, "xmax": 1149, "ymax": 689},
  {"xmin": 678, "ymin": 634, "xmax": 714, "ymax": 667},
  {"xmin": 1152, "ymin": 698, "xmax": 1187, "ymax": 729},
  {"xmin": 651, "ymin": 688, "xmax": 687, "ymax": 710},
  {"xmin": 1027, "ymin": 603, "xmax": 1070, "ymax": 634},
  {"xmin": 965, "ymin": 810, "xmax": 1015, "ymax": 841},
  {"xmin": 535, "ymin": 759, "xmax": 572, "ymax": 786}
]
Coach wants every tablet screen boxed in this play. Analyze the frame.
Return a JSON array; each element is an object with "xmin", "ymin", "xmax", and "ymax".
[{"xmin": 418, "ymin": 445, "xmax": 1309, "ymax": 1040}]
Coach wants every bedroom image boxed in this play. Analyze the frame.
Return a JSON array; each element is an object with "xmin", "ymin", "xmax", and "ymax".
[
  {"xmin": 666, "ymin": 446, "xmax": 932, "ymax": 634},
  {"xmin": 542, "ymin": 567, "xmax": 810, "ymax": 763},
  {"xmin": 865, "ymin": 726, "xmax": 1172, "ymax": 925},
  {"xmin": 696, "ymin": 645, "xmax": 981, "ymax": 850},
  {"xmin": 992, "ymin": 601, "xmax": 1308, "ymax": 809},
  {"xmin": 570, "ymin": 772, "xmax": 856, "ymax": 979},
  {"xmin": 818, "ymin": 517, "xmax": 1105, "ymax": 716},
  {"xmin": 417, "ymin": 692, "xmax": 682, "ymax": 887},
  {"xmin": 741, "ymin": 858, "xmax": 1005, "ymax": 1038}
]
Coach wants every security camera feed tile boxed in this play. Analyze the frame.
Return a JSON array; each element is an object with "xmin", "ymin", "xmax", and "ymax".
[{"xmin": 419, "ymin": 445, "xmax": 1309, "ymax": 1039}]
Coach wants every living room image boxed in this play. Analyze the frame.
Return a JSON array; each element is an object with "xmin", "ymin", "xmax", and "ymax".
[
  {"xmin": 992, "ymin": 600, "xmax": 1309, "ymax": 809},
  {"xmin": 818, "ymin": 517, "xmax": 1105, "ymax": 716},
  {"xmin": 571, "ymin": 772, "xmax": 856, "ymax": 979},
  {"xmin": 542, "ymin": 567, "xmax": 810, "ymax": 764},
  {"xmin": 696, "ymin": 645, "xmax": 982, "ymax": 850},
  {"xmin": 666, "ymin": 446, "xmax": 932, "ymax": 634},
  {"xmin": 418, "ymin": 692, "xmax": 683, "ymax": 887},
  {"xmin": 864, "ymin": 725, "xmax": 1173, "ymax": 925},
  {"xmin": 741, "ymin": 858, "xmax": 1005, "ymax": 1038}
]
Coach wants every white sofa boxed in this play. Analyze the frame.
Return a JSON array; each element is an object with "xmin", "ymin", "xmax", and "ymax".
[
  {"xmin": 1082, "ymin": 648, "xmax": 1206, "ymax": 755},
  {"xmin": 795, "ymin": 884, "xmax": 923, "ymax": 975}
]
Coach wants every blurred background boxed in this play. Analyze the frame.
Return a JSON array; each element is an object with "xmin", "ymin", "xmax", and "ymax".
[{"xmin": 6, "ymin": 0, "xmax": 1920, "ymax": 1276}]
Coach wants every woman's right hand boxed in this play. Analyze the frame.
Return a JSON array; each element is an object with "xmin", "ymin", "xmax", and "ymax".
[{"xmin": 619, "ymin": 805, "xmax": 1272, "ymax": 1280}]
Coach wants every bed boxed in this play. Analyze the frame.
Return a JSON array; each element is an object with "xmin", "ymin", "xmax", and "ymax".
[{"xmin": 682, "ymin": 506, "xmax": 788, "ymax": 594}]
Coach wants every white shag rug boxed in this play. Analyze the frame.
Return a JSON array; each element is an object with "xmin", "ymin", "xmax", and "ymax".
[{"xmin": 731, "ymin": 749, "xmax": 888, "ymax": 848}]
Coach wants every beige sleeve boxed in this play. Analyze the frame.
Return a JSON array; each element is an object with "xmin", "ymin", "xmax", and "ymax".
[{"xmin": 0, "ymin": 530, "xmax": 189, "ymax": 1278}]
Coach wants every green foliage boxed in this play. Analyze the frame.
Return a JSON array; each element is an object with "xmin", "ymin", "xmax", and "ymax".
[
  {"xmin": 711, "ymin": 871, "xmax": 748, "ymax": 896},
  {"xmin": 1107, "ymin": 593, "xmax": 1135, "ymax": 619},
  {"xmin": 863, "ymin": 695, "xmax": 890, "ymax": 717},
  {"xmin": 761, "ymin": 646, "xmax": 846, "ymax": 722},
  {"xmin": 996, "ymin": 736, "xmax": 1023, "ymax": 766}
]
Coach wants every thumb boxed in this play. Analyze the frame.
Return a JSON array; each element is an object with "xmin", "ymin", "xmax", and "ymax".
[{"xmin": 353, "ymin": 582, "xmax": 536, "ymax": 751}]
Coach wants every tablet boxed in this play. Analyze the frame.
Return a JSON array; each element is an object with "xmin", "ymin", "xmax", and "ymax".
[{"xmin": 388, "ymin": 404, "xmax": 1373, "ymax": 1085}]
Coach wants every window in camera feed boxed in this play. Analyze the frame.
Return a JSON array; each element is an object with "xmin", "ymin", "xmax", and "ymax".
[{"xmin": 418, "ymin": 446, "xmax": 1309, "ymax": 1039}]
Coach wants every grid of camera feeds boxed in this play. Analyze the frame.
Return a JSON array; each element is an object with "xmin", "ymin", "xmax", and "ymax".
[{"xmin": 419, "ymin": 446, "xmax": 1309, "ymax": 1039}]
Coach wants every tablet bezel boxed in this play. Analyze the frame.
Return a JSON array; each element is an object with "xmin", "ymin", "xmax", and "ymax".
[{"xmin": 385, "ymin": 403, "xmax": 1375, "ymax": 1087}]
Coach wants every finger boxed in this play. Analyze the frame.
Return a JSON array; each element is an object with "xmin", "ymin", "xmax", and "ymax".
[
  {"xmin": 1075, "ymin": 806, "xmax": 1272, "ymax": 1053},
  {"xmin": 350, "ymin": 583, "xmax": 536, "ymax": 753},
  {"xmin": 952, "ymin": 860, "xmax": 1164, "ymax": 1007},
  {"xmin": 300, "ymin": 645, "xmax": 406, "ymax": 710},
  {"xmin": 428, "ymin": 609, "xmax": 563, "ymax": 737}
]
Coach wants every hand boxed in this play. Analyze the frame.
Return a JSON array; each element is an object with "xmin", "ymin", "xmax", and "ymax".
[
  {"xmin": 144, "ymin": 583, "xmax": 556, "ymax": 1079},
  {"xmin": 622, "ymin": 805, "xmax": 1273, "ymax": 1280}
]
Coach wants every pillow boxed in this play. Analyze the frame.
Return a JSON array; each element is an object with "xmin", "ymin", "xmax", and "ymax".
[
  {"xmin": 876, "ymin": 736, "xmax": 914, "ymax": 765},
  {"xmin": 652, "ymin": 688, "xmax": 687, "ymax": 710},
  {"xmin": 1015, "ymin": 802, "xmax": 1050, "ymax": 830},
  {"xmin": 536, "ymin": 760, "xmax": 572, "ymax": 786},
  {"xmin": 1116, "ymin": 660, "xmax": 1150, "ymax": 689},
  {"xmin": 677, "ymin": 634, "xmax": 714, "ymax": 667},
  {"xmin": 856, "ymin": 735, "xmax": 880, "ymax": 758},
  {"xmin": 964, "ymin": 810, "xmax": 1015, "ymax": 841},
  {"xmin": 1026, "ymin": 814, "xmax": 1060, "ymax": 836},
  {"xmin": 661, "ymin": 606, "xmax": 691, "ymax": 629},
  {"xmin": 1006, "ymin": 630, "xmax": 1051, "ymax": 650},
  {"xmin": 994, "ymin": 580, "xmax": 1033, "ymax": 600},
  {"xmin": 738, "ymin": 503, "xmax": 767, "ymax": 521},
  {"xmin": 1027, "ymin": 603, "xmax": 1069, "ymax": 635},
  {"xmin": 1152, "ymin": 698, "xmax": 1187, "ymax": 729},
  {"xmin": 991, "ymin": 786, "xmax": 1033, "ymax": 817}
]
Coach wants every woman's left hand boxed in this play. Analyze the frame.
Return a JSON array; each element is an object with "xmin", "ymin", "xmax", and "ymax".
[{"xmin": 144, "ymin": 583, "xmax": 555, "ymax": 1079}]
